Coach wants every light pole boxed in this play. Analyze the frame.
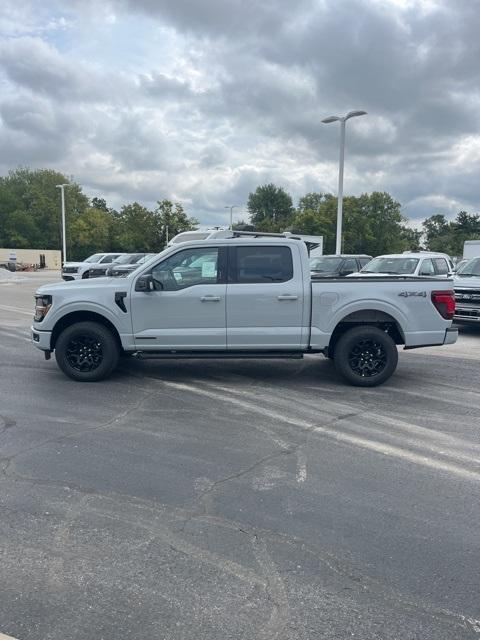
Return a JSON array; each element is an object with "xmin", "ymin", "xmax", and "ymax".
[
  {"xmin": 56, "ymin": 183, "xmax": 72, "ymax": 264},
  {"xmin": 225, "ymin": 205, "xmax": 238, "ymax": 230},
  {"xmin": 322, "ymin": 110, "xmax": 367, "ymax": 254}
]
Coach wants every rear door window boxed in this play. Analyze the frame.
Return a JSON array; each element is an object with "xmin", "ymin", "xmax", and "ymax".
[
  {"xmin": 433, "ymin": 258, "xmax": 449, "ymax": 275},
  {"xmin": 232, "ymin": 246, "xmax": 293, "ymax": 283},
  {"xmin": 342, "ymin": 258, "xmax": 357, "ymax": 273},
  {"xmin": 419, "ymin": 258, "xmax": 435, "ymax": 275}
]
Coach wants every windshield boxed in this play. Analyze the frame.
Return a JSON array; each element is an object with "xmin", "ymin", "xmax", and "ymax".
[
  {"xmin": 456, "ymin": 257, "xmax": 480, "ymax": 276},
  {"xmin": 84, "ymin": 253, "xmax": 104, "ymax": 263},
  {"xmin": 125, "ymin": 250, "xmax": 168, "ymax": 276},
  {"xmin": 361, "ymin": 257, "xmax": 419, "ymax": 274},
  {"xmin": 113, "ymin": 253, "xmax": 145, "ymax": 265},
  {"xmin": 137, "ymin": 254, "xmax": 156, "ymax": 264},
  {"xmin": 310, "ymin": 257, "xmax": 343, "ymax": 272}
]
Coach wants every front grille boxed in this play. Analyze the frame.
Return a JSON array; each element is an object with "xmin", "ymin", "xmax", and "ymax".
[
  {"xmin": 62, "ymin": 266, "xmax": 78, "ymax": 274},
  {"xmin": 455, "ymin": 307, "xmax": 480, "ymax": 319},
  {"xmin": 455, "ymin": 288, "xmax": 480, "ymax": 302}
]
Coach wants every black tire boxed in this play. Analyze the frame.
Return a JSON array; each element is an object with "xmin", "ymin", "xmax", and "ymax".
[
  {"xmin": 55, "ymin": 321, "xmax": 119, "ymax": 381},
  {"xmin": 333, "ymin": 326, "xmax": 398, "ymax": 387}
]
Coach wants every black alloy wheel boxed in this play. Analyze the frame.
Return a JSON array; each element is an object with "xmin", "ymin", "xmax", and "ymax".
[
  {"xmin": 65, "ymin": 335, "xmax": 104, "ymax": 372},
  {"xmin": 55, "ymin": 321, "xmax": 119, "ymax": 381},
  {"xmin": 333, "ymin": 326, "xmax": 398, "ymax": 387},
  {"xmin": 347, "ymin": 338, "xmax": 387, "ymax": 378}
]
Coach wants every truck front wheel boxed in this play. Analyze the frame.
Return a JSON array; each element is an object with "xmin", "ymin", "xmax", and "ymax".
[
  {"xmin": 333, "ymin": 326, "xmax": 398, "ymax": 387},
  {"xmin": 55, "ymin": 321, "xmax": 119, "ymax": 381}
]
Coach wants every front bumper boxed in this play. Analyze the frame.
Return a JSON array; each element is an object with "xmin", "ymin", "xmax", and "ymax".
[
  {"xmin": 454, "ymin": 306, "xmax": 480, "ymax": 323},
  {"xmin": 31, "ymin": 327, "xmax": 52, "ymax": 351},
  {"xmin": 62, "ymin": 273, "xmax": 80, "ymax": 281}
]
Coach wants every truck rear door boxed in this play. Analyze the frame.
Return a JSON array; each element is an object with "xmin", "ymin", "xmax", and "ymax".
[{"xmin": 226, "ymin": 244, "xmax": 306, "ymax": 350}]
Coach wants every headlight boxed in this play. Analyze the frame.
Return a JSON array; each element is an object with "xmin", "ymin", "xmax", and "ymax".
[{"xmin": 34, "ymin": 295, "xmax": 52, "ymax": 322}]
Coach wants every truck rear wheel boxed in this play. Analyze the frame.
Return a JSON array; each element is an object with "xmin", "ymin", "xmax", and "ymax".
[
  {"xmin": 333, "ymin": 326, "xmax": 398, "ymax": 387},
  {"xmin": 55, "ymin": 321, "xmax": 119, "ymax": 381}
]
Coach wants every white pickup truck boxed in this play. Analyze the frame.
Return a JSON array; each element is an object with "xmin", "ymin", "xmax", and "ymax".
[{"xmin": 31, "ymin": 233, "xmax": 457, "ymax": 386}]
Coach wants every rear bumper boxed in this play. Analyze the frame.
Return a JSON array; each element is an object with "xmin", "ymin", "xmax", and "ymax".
[
  {"xmin": 403, "ymin": 327, "xmax": 457, "ymax": 350},
  {"xmin": 443, "ymin": 327, "xmax": 458, "ymax": 344},
  {"xmin": 31, "ymin": 327, "xmax": 52, "ymax": 351}
]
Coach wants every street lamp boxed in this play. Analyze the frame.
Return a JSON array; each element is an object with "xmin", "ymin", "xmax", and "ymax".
[
  {"xmin": 56, "ymin": 183, "xmax": 72, "ymax": 264},
  {"xmin": 322, "ymin": 110, "xmax": 367, "ymax": 254},
  {"xmin": 225, "ymin": 205, "xmax": 239, "ymax": 230}
]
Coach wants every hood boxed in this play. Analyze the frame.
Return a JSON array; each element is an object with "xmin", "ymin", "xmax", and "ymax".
[
  {"xmin": 36, "ymin": 276, "xmax": 121, "ymax": 295},
  {"xmin": 454, "ymin": 275, "xmax": 480, "ymax": 287},
  {"xmin": 62, "ymin": 262, "xmax": 85, "ymax": 268}
]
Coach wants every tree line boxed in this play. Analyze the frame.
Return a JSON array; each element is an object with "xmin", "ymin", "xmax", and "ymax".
[
  {"xmin": 1, "ymin": 169, "xmax": 478, "ymax": 260},
  {"xmin": 0, "ymin": 168, "xmax": 198, "ymax": 260},
  {"xmin": 244, "ymin": 183, "xmax": 480, "ymax": 256}
]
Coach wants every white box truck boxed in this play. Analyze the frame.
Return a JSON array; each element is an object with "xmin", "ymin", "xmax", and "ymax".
[{"xmin": 463, "ymin": 240, "xmax": 480, "ymax": 260}]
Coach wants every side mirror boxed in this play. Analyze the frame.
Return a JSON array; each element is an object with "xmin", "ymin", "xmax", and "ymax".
[{"xmin": 135, "ymin": 274, "xmax": 155, "ymax": 292}]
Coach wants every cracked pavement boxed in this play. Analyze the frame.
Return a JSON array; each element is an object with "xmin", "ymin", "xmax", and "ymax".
[{"xmin": 0, "ymin": 272, "xmax": 479, "ymax": 640}]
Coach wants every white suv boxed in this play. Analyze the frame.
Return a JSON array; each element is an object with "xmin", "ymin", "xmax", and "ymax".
[
  {"xmin": 351, "ymin": 252, "xmax": 454, "ymax": 278},
  {"xmin": 62, "ymin": 253, "xmax": 123, "ymax": 281}
]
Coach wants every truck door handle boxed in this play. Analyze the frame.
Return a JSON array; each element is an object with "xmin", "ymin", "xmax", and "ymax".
[
  {"xmin": 277, "ymin": 294, "xmax": 298, "ymax": 301},
  {"xmin": 200, "ymin": 295, "xmax": 221, "ymax": 302}
]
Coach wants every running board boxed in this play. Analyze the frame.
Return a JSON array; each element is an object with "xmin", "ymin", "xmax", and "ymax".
[{"xmin": 133, "ymin": 350, "xmax": 304, "ymax": 360}]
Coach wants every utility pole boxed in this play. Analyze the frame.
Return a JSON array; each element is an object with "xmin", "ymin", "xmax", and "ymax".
[
  {"xmin": 225, "ymin": 205, "xmax": 239, "ymax": 230},
  {"xmin": 322, "ymin": 110, "xmax": 367, "ymax": 254},
  {"xmin": 56, "ymin": 183, "xmax": 72, "ymax": 263}
]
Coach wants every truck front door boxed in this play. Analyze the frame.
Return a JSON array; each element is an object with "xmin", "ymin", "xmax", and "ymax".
[
  {"xmin": 226, "ymin": 244, "xmax": 306, "ymax": 350},
  {"xmin": 131, "ymin": 246, "xmax": 227, "ymax": 350}
]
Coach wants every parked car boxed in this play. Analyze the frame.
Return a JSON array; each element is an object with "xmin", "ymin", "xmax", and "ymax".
[
  {"xmin": 453, "ymin": 256, "xmax": 480, "ymax": 324},
  {"xmin": 351, "ymin": 252, "xmax": 453, "ymax": 278},
  {"xmin": 453, "ymin": 258, "xmax": 468, "ymax": 273},
  {"xmin": 87, "ymin": 253, "xmax": 152, "ymax": 278},
  {"xmin": 107, "ymin": 254, "xmax": 157, "ymax": 277},
  {"xmin": 32, "ymin": 232, "xmax": 457, "ymax": 387},
  {"xmin": 61, "ymin": 253, "xmax": 124, "ymax": 281},
  {"xmin": 310, "ymin": 255, "xmax": 372, "ymax": 277}
]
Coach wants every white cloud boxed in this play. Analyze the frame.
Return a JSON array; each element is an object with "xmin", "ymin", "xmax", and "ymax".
[{"xmin": 0, "ymin": 0, "xmax": 479, "ymax": 225}]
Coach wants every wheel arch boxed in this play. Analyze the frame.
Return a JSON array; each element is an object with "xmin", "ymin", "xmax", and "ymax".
[
  {"xmin": 327, "ymin": 309, "xmax": 405, "ymax": 357},
  {"xmin": 51, "ymin": 311, "xmax": 123, "ymax": 351}
]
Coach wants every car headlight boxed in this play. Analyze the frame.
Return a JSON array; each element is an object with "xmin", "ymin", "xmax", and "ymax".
[{"xmin": 34, "ymin": 295, "xmax": 52, "ymax": 322}]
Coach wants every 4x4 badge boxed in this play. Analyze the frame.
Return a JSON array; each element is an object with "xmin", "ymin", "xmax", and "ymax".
[{"xmin": 398, "ymin": 291, "xmax": 427, "ymax": 297}]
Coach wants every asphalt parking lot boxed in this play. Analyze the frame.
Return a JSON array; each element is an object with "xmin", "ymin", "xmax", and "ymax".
[{"xmin": 0, "ymin": 272, "xmax": 479, "ymax": 640}]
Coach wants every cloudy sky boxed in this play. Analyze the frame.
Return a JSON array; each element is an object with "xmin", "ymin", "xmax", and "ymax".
[{"xmin": 0, "ymin": 0, "xmax": 479, "ymax": 226}]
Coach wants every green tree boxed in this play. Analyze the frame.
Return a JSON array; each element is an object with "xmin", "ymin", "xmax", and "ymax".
[
  {"xmin": 0, "ymin": 167, "xmax": 88, "ymax": 251},
  {"xmin": 69, "ymin": 207, "xmax": 115, "ymax": 260},
  {"xmin": 247, "ymin": 184, "xmax": 294, "ymax": 231},
  {"xmin": 113, "ymin": 203, "xmax": 158, "ymax": 252},
  {"xmin": 154, "ymin": 199, "xmax": 198, "ymax": 247},
  {"xmin": 423, "ymin": 211, "xmax": 480, "ymax": 256},
  {"xmin": 291, "ymin": 191, "xmax": 414, "ymax": 255},
  {"xmin": 422, "ymin": 214, "xmax": 450, "ymax": 252}
]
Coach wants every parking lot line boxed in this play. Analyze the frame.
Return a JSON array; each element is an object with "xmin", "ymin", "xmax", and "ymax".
[{"xmin": 0, "ymin": 303, "xmax": 33, "ymax": 316}]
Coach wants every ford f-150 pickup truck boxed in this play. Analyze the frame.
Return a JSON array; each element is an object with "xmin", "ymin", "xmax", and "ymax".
[{"xmin": 31, "ymin": 233, "xmax": 457, "ymax": 386}]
